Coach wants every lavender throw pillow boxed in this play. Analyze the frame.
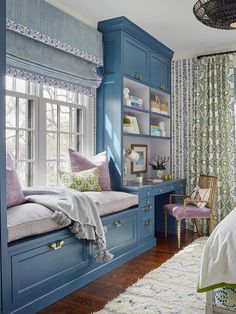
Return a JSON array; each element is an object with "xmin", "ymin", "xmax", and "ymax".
[
  {"xmin": 68, "ymin": 149, "xmax": 111, "ymax": 191},
  {"xmin": 6, "ymin": 153, "xmax": 25, "ymax": 208}
]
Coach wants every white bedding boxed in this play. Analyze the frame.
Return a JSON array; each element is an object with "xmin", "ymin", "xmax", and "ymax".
[{"xmin": 198, "ymin": 208, "xmax": 236, "ymax": 292}]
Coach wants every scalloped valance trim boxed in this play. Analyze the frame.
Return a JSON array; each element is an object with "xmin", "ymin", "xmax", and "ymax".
[
  {"xmin": 7, "ymin": 67, "xmax": 95, "ymax": 97},
  {"xmin": 6, "ymin": 18, "xmax": 103, "ymax": 67}
]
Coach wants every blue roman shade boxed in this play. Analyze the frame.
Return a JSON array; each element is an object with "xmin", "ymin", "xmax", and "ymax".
[{"xmin": 6, "ymin": 0, "xmax": 103, "ymax": 96}]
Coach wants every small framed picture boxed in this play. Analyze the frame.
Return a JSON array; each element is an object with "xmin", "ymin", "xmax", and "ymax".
[
  {"xmin": 131, "ymin": 144, "xmax": 148, "ymax": 173},
  {"xmin": 124, "ymin": 115, "xmax": 140, "ymax": 134}
]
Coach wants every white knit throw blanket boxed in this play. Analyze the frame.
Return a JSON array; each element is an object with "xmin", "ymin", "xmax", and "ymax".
[{"xmin": 24, "ymin": 187, "xmax": 113, "ymax": 262}]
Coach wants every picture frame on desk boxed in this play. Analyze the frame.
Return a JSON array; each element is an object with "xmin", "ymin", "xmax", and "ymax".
[{"xmin": 131, "ymin": 144, "xmax": 147, "ymax": 173}]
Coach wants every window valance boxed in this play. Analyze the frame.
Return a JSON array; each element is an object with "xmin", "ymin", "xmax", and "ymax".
[{"xmin": 6, "ymin": 0, "xmax": 103, "ymax": 96}]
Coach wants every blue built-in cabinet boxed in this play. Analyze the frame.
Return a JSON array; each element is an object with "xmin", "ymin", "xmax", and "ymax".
[{"xmin": 97, "ymin": 16, "xmax": 174, "ymax": 187}]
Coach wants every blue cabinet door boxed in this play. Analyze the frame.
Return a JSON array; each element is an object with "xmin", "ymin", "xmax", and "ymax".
[
  {"xmin": 150, "ymin": 52, "xmax": 170, "ymax": 92},
  {"xmin": 123, "ymin": 35, "xmax": 149, "ymax": 83}
]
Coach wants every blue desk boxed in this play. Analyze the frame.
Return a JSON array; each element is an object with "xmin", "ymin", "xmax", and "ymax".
[{"xmin": 121, "ymin": 179, "xmax": 186, "ymax": 237}]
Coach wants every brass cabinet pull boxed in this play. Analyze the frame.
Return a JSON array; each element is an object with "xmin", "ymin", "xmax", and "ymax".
[
  {"xmin": 159, "ymin": 83, "xmax": 165, "ymax": 90},
  {"xmin": 143, "ymin": 219, "xmax": 152, "ymax": 226},
  {"xmin": 49, "ymin": 240, "xmax": 65, "ymax": 250},
  {"xmin": 134, "ymin": 73, "xmax": 142, "ymax": 80},
  {"xmin": 113, "ymin": 220, "xmax": 123, "ymax": 228},
  {"xmin": 144, "ymin": 205, "xmax": 152, "ymax": 212}
]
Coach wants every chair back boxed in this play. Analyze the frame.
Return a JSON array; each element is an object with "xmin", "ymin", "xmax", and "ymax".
[{"xmin": 198, "ymin": 174, "xmax": 217, "ymax": 210}]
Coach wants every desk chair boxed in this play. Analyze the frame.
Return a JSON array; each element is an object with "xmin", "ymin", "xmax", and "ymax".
[{"xmin": 163, "ymin": 174, "xmax": 217, "ymax": 248}]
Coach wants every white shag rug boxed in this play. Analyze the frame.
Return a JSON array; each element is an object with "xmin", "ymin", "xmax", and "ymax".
[{"xmin": 95, "ymin": 237, "xmax": 207, "ymax": 314}]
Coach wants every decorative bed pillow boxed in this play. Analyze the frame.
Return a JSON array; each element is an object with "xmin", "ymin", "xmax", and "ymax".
[
  {"xmin": 68, "ymin": 149, "xmax": 111, "ymax": 191},
  {"xmin": 6, "ymin": 153, "xmax": 25, "ymax": 208},
  {"xmin": 59, "ymin": 167, "xmax": 102, "ymax": 192},
  {"xmin": 189, "ymin": 186, "xmax": 211, "ymax": 208}
]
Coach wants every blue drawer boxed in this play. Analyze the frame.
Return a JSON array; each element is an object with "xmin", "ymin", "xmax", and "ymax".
[
  {"xmin": 152, "ymin": 185, "xmax": 167, "ymax": 195},
  {"xmin": 165, "ymin": 184, "xmax": 175, "ymax": 193},
  {"xmin": 140, "ymin": 198, "xmax": 154, "ymax": 220},
  {"xmin": 139, "ymin": 187, "xmax": 152, "ymax": 198},
  {"xmin": 140, "ymin": 219, "xmax": 154, "ymax": 240},
  {"xmin": 104, "ymin": 211, "xmax": 137, "ymax": 253},
  {"xmin": 140, "ymin": 197, "xmax": 152, "ymax": 207},
  {"xmin": 11, "ymin": 234, "xmax": 89, "ymax": 304}
]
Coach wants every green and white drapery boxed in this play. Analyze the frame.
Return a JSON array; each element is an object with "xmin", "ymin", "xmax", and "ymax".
[
  {"xmin": 171, "ymin": 58, "xmax": 196, "ymax": 192},
  {"xmin": 191, "ymin": 54, "xmax": 236, "ymax": 225}
]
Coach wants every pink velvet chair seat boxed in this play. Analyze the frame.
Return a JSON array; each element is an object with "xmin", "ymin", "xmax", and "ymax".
[{"xmin": 163, "ymin": 203, "xmax": 211, "ymax": 220}]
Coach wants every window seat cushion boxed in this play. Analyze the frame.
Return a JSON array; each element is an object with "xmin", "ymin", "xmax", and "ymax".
[
  {"xmin": 7, "ymin": 203, "xmax": 67, "ymax": 242},
  {"xmin": 7, "ymin": 191, "xmax": 139, "ymax": 242},
  {"xmin": 83, "ymin": 191, "xmax": 138, "ymax": 216}
]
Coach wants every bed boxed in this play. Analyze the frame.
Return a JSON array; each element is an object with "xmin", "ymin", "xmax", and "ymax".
[{"xmin": 198, "ymin": 208, "xmax": 236, "ymax": 313}]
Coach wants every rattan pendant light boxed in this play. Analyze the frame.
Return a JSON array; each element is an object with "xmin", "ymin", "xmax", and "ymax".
[{"xmin": 193, "ymin": 0, "xmax": 236, "ymax": 29}]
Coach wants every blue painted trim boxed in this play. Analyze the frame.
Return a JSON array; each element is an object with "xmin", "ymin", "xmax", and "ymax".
[
  {"xmin": 98, "ymin": 17, "xmax": 174, "ymax": 61},
  {"xmin": 0, "ymin": 2, "xmax": 9, "ymax": 313},
  {"xmin": 123, "ymin": 133, "xmax": 171, "ymax": 140},
  {"xmin": 123, "ymin": 105, "xmax": 150, "ymax": 114},
  {"xmin": 150, "ymin": 112, "xmax": 171, "ymax": 119}
]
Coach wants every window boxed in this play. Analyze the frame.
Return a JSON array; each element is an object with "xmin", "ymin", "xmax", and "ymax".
[{"xmin": 6, "ymin": 77, "xmax": 95, "ymax": 187}]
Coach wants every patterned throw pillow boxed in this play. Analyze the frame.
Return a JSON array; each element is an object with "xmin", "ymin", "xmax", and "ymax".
[
  {"xmin": 59, "ymin": 167, "xmax": 102, "ymax": 192},
  {"xmin": 68, "ymin": 149, "xmax": 111, "ymax": 191},
  {"xmin": 189, "ymin": 186, "xmax": 211, "ymax": 208},
  {"xmin": 6, "ymin": 152, "xmax": 25, "ymax": 208}
]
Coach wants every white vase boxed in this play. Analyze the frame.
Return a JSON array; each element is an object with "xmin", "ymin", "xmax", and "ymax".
[{"xmin": 156, "ymin": 170, "xmax": 164, "ymax": 179}]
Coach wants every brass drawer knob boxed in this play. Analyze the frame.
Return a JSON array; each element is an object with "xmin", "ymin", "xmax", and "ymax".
[
  {"xmin": 144, "ymin": 205, "xmax": 152, "ymax": 211},
  {"xmin": 134, "ymin": 73, "xmax": 142, "ymax": 80},
  {"xmin": 113, "ymin": 220, "xmax": 123, "ymax": 228},
  {"xmin": 159, "ymin": 83, "xmax": 165, "ymax": 90},
  {"xmin": 49, "ymin": 240, "xmax": 65, "ymax": 250},
  {"xmin": 143, "ymin": 219, "xmax": 152, "ymax": 225}
]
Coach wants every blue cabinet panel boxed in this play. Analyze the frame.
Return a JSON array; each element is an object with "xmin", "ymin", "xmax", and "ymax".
[
  {"xmin": 150, "ymin": 52, "xmax": 171, "ymax": 92},
  {"xmin": 104, "ymin": 211, "xmax": 137, "ymax": 253},
  {"xmin": 11, "ymin": 235, "xmax": 89, "ymax": 304},
  {"xmin": 124, "ymin": 35, "xmax": 149, "ymax": 83}
]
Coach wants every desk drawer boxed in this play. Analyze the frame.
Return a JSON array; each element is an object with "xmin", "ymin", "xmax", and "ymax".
[
  {"xmin": 152, "ymin": 186, "xmax": 167, "ymax": 195},
  {"xmin": 140, "ymin": 197, "xmax": 152, "ymax": 207},
  {"xmin": 104, "ymin": 212, "xmax": 137, "ymax": 253},
  {"xmin": 11, "ymin": 235, "xmax": 89, "ymax": 303},
  {"xmin": 140, "ymin": 219, "xmax": 154, "ymax": 239},
  {"xmin": 139, "ymin": 187, "xmax": 152, "ymax": 198},
  {"xmin": 140, "ymin": 203, "xmax": 154, "ymax": 220}
]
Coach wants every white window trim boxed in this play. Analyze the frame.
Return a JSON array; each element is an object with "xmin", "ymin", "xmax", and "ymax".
[{"xmin": 6, "ymin": 81, "xmax": 95, "ymax": 186}]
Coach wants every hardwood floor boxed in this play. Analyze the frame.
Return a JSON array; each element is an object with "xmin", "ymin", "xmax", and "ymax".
[{"xmin": 40, "ymin": 231, "xmax": 198, "ymax": 314}]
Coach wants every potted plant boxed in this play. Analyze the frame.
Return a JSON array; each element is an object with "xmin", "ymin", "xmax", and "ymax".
[
  {"xmin": 148, "ymin": 156, "xmax": 170, "ymax": 179},
  {"xmin": 135, "ymin": 172, "xmax": 143, "ymax": 184}
]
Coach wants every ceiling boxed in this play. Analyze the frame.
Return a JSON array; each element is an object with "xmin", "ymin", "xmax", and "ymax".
[{"xmin": 46, "ymin": 0, "xmax": 236, "ymax": 59}]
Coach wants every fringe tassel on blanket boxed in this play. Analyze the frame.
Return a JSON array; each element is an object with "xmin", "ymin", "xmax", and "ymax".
[
  {"xmin": 52, "ymin": 211, "xmax": 72, "ymax": 226},
  {"xmin": 52, "ymin": 211, "xmax": 113, "ymax": 263},
  {"xmin": 95, "ymin": 250, "xmax": 114, "ymax": 262}
]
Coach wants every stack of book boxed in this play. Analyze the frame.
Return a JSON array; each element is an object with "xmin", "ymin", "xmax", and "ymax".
[
  {"xmin": 151, "ymin": 124, "xmax": 161, "ymax": 136},
  {"xmin": 127, "ymin": 96, "xmax": 143, "ymax": 109}
]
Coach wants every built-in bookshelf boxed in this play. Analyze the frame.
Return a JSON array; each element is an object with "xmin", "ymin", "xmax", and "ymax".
[
  {"xmin": 97, "ymin": 17, "xmax": 173, "ymax": 187},
  {"xmin": 122, "ymin": 77, "xmax": 171, "ymax": 181}
]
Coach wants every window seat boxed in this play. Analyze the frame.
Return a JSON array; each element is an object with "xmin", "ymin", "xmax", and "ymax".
[{"xmin": 7, "ymin": 191, "xmax": 138, "ymax": 242}]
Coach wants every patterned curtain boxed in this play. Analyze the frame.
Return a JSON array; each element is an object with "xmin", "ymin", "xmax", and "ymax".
[
  {"xmin": 171, "ymin": 58, "xmax": 196, "ymax": 191},
  {"xmin": 191, "ymin": 54, "xmax": 236, "ymax": 226}
]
